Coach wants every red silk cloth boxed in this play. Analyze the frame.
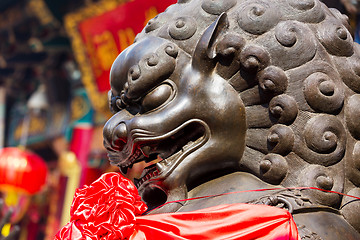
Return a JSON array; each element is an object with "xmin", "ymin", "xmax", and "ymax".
[
  {"xmin": 131, "ymin": 204, "xmax": 299, "ymax": 240},
  {"xmin": 55, "ymin": 172, "xmax": 299, "ymax": 240}
]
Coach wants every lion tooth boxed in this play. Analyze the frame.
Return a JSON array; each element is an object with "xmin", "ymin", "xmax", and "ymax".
[
  {"xmin": 156, "ymin": 162, "xmax": 165, "ymax": 172},
  {"xmin": 165, "ymin": 158, "xmax": 172, "ymax": 166}
]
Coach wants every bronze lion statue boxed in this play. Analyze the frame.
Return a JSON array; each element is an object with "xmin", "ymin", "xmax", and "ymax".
[{"xmin": 103, "ymin": 0, "xmax": 360, "ymax": 238}]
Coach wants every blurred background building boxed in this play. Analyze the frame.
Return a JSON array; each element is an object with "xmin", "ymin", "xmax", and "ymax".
[{"xmin": 0, "ymin": 0, "xmax": 175, "ymax": 239}]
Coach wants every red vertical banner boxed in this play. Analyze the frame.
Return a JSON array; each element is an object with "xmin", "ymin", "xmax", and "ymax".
[
  {"xmin": 65, "ymin": 0, "xmax": 177, "ymax": 116},
  {"xmin": 69, "ymin": 125, "xmax": 94, "ymax": 187}
]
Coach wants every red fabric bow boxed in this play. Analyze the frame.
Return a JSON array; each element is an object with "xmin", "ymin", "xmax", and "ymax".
[
  {"xmin": 55, "ymin": 172, "xmax": 147, "ymax": 240},
  {"xmin": 55, "ymin": 172, "xmax": 299, "ymax": 240}
]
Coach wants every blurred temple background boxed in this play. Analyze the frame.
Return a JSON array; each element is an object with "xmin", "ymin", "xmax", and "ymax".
[
  {"xmin": 0, "ymin": 0, "xmax": 359, "ymax": 240},
  {"xmin": 0, "ymin": 0, "xmax": 175, "ymax": 239}
]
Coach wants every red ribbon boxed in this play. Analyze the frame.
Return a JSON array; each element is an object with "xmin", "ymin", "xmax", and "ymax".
[{"xmin": 149, "ymin": 186, "xmax": 360, "ymax": 213}]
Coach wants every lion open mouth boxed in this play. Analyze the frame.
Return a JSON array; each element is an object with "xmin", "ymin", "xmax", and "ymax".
[{"xmin": 115, "ymin": 121, "xmax": 208, "ymax": 189}]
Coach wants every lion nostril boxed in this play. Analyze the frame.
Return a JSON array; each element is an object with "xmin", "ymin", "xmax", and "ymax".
[
  {"xmin": 113, "ymin": 138, "xmax": 126, "ymax": 151},
  {"xmin": 112, "ymin": 123, "xmax": 128, "ymax": 151}
]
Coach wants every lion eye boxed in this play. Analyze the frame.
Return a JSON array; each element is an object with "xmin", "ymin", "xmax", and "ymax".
[{"xmin": 141, "ymin": 84, "xmax": 172, "ymax": 112}]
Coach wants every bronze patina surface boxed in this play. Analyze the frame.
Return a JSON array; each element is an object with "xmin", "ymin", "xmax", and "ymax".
[{"xmin": 103, "ymin": 0, "xmax": 360, "ymax": 239}]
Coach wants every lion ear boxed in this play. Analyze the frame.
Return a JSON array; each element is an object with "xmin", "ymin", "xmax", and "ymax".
[{"xmin": 192, "ymin": 12, "xmax": 228, "ymax": 73}]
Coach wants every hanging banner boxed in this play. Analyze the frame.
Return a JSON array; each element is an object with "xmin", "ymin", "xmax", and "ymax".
[{"xmin": 65, "ymin": 0, "xmax": 177, "ymax": 116}]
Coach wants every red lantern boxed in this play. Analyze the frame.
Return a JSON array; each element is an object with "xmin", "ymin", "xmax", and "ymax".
[{"xmin": 0, "ymin": 147, "xmax": 48, "ymax": 195}]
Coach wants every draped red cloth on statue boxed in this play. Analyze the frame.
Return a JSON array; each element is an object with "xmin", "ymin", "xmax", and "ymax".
[
  {"xmin": 131, "ymin": 203, "xmax": 299, "ymax": 240},
  {"xmin": 55, "ymin": 172, "xmax": 299, "ymax": 240}
]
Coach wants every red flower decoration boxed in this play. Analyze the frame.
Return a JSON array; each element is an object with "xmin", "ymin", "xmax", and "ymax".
[{"xmin": 55, "ymin": 172, "xmax": 147, "ymax": 240}]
